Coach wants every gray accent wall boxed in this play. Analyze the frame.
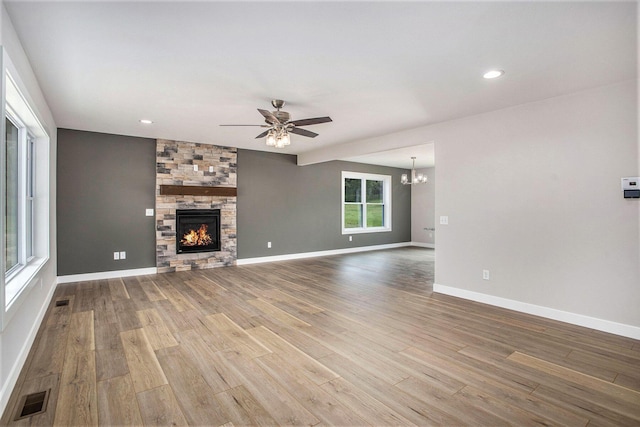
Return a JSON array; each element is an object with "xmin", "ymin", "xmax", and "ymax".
[
  {"xmin": 237, "ymin": 149, "xmax": 411, "ymax": 259},
  {"xmin": 57, "ymin": 129, "xmax": 156, "ymax": 275}
]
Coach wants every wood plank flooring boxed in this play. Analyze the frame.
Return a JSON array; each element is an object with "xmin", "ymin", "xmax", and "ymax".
[{"xmin": 3, "ymin": 247, "xmax": 640, "ymax": 426}]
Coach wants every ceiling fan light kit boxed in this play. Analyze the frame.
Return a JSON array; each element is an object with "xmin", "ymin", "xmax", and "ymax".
[
  {"xmin": 221, "ymin": 99, "xmax": 332, "ymax": 148},
  {"xmin": 265, "ymin": 129, "xmax": 290, "ymax": 148},
  {"xmin": 401, "ymin": 157, "xmax": 428, "ymax": 185}
]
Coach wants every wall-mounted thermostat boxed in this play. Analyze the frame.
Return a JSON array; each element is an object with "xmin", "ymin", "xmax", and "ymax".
[{"xmin": 622, "ymin": 177, "xmax": 640, "ymax": 198}]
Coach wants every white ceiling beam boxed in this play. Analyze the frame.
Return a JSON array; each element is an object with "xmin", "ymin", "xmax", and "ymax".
[{"xmin": 297, "ymin": 125, "xmax": 435, "ymax": 166}]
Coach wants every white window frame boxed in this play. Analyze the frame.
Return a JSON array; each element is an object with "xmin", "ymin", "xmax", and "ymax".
[
  {"xmin": 5, "ymin": 109, "xmax": 35, "ymax": 278},
  {"xmin": 341, "ymin": 171, "xmax": 392, "ymax": 234},
  {"xmin": 1, "ymin": 58, "xmax": 50, "ymax": 330}
]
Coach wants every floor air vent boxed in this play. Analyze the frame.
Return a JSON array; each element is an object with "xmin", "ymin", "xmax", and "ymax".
[
  {"xmin": 14, "ymin": 390, "xmax": 50, "ymax": 420},
  {"xmin": 55, "ymin": 299, "xmax": 69, "ymax": 307}
]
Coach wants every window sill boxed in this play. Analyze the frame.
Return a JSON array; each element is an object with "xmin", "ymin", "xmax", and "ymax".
[
  {"xmin": 5, "ymin": 257, "xmax": 48, "ymax": 310},
  {"xmin": 342, "ymin": 227, "xmax": 392, "ymax": 235}
]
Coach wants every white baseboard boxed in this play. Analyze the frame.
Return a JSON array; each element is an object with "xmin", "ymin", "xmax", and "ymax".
[
  {"xmin": 57, "ymin": 267, "xmax": 158, "ymax": 284},
  {"xmin": 433, "ymin": 283, "xmax": 640, "ymax": 340},
  {"xmin": 0, "ymin": 278, "xmax": 56, "ymax": 416},
  {"xmin": 411, "ymin": 242, "xmax": 435, "ymax": 249},
  {"xmin": 237, "ymin": 242, "xmax": 412, "ymax": 265}
]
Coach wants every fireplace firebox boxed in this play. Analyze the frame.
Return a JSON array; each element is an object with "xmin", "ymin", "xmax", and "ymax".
[{"xmin": 176, "ymin": 209, "xmax": 221, "ymax": 254}]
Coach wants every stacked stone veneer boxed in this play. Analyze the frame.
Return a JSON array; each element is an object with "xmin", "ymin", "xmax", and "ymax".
[{"xmin": 156, "ymin": 139, "xmax": 237, "ymax": 273}]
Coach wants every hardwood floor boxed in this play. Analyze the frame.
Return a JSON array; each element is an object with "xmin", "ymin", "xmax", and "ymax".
[{"xmin": 3, "ymin": 247, "xmax": 640, "ymax": 426}]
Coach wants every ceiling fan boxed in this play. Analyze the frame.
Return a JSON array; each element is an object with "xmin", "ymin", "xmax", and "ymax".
[{"xmin": 220, "ymin": 99, "xmax": 332, "ymax": 148}]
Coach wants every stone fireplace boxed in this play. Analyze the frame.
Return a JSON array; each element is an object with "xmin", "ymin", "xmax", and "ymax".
[{"xmin": 155, "ymin": 139, "xmax": 237, "ymax": 273}]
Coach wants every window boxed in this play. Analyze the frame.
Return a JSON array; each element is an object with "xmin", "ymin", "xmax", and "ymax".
[
  {"xmin": 5, "ymin": 113, "xmax": 34, "ymax": 277},
  {"xmin": 2, "ymin": 67, "xmax": 50, "ymax": 320},
  {"xmin": 342, "ymin": 171, "xmax": 391, "ymax": 234},
  {"xmin": 5, "ymin": 117, "xmax": 19, "ymax": 273}
]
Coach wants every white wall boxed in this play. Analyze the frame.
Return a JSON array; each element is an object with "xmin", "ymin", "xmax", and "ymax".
[
  {"xmin": 0, "ymin": 3, "xmax": 57, "ymax": 415},
  {"xmin": 302, "ymin": 79, "xmax": 639, "ymax": 338},
  {"xmin": 434, "ymin": 80, "xmax": 639, "ymax": 337},
  {"xmin": 411, "ymin": 167, "xmax": 436, "ymax": 246}
]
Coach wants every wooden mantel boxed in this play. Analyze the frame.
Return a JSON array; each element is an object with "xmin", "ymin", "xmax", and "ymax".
[{"xmin": 159, "ymin": 185, "xmax": 237, "ymax": 197}]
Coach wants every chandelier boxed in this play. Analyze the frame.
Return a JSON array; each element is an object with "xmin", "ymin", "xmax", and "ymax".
[
  {"xmin": 401, "ymin": 157, "xmax": 428, "ymax": 185},
  {"xmin": 265, "ymin": 128, "xmax": 290, "ymax": 148}
]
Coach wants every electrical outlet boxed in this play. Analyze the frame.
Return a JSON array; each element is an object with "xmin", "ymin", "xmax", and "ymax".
[
  {"xmin": 267, "ymin": 241, "xmax": 272, "ymax": 248},
  {"xmin": 349, "ymin": 236, "xmax": 353, "ymax": 242},
  {"xmin": 209, "ymin": 166, "xmax": 214, "ymax": 172},
  {"xmin": 482, "ymin": 270, "xmax": 490, "ymax": 280},
  {"xmin": 194, "ymin": 164, "xmax": 198, "ymax": 171},
  {"xmin": 440, "ymin": 216, "xmax": 449, "ymax": 225},
  {"xmin": 145, "ymin": 208, "xmax": 154, "ymax": 216},
  {"xmin": 113, "ymin": 252, "xmax": 120, "ymax": 260},
  {"xmin": 120, "ymin": 251, "xmax": 126, "ymax": 260}
]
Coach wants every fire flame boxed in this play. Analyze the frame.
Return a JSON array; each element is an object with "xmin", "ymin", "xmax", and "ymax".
[{"xmin": 181, "ymin": 224, "xmax": 213, "ymax": 246}]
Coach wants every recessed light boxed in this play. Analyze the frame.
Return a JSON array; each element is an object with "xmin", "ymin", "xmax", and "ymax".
[
  {"xmin": 483, "ymin": 70, "xmax": 504, "ymax": 79},
  {"xmin": 139, "ymin": 119, "xmax": 153, "ymax": 124}
]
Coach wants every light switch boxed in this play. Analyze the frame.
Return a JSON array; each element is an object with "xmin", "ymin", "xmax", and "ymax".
[
  {"xmin": 194, "ymin": 164, "xmax": 198, "ymax": 171},
  {"xmin": 440, "ymin": 216, "xmax": 449, "ymax": 225},
  {"xmin": 209, "ymin": 166, "xmax": 214, "ymax": 172},
  {"xmin": 145, "ymin": 208, "xmax": 154, "ymax": 216}
]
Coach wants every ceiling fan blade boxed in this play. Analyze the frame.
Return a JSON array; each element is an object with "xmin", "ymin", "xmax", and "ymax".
[
  {"xmin": 258, "ymin": 108, "xmax": 280, "ymax": 125},
  {"xmin": 289, "ymin": 127, "xmax": 319, "ymax": 138},
  {"xmin": 220, "ymin": 124, "xmax": 269, "ymax": 127},
  {"xmin": 288, "ymin": 116, "xmax": 332, "ymax": 127},
  {"xmin": 255, "ymin": 130, "xmax": 270, "ymax": 139}
]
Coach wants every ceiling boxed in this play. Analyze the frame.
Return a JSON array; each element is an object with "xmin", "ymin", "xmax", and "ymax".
[
  {"xmin": 4, "ymin": 1, "xmax": 636, "ymax": 168},
  {"xmin": 344, "ymin": 143, "xmax": 434, "ymax": 170}
]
